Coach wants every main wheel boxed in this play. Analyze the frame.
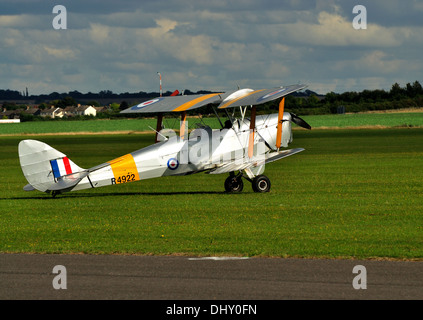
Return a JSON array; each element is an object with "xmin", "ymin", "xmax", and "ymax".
[
  {"xmin": 252, "ymin": 175, "xmax": 271, "ymax": 193},
  {"xmin": 224, "ymin": 176, "xmax": 244, "ymax": 193}
]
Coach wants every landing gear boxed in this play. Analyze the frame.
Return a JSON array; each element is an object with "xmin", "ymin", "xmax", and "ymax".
[
  {"xmin": 224, "ymin": 172, "xmax": 271, "ymax": 193},
  {"xmin": 224, "ymin": 174, "xmax": 244, "ymax": 193},
  {"xmin": 252, "ymin": 175, "xmax": 271, "ymax": 193},
  {"xmin": 51, "ymin": 190, "xmax": 61, "ymax": 198}
]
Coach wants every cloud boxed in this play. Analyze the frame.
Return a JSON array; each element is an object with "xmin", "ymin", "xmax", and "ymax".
[
  {"xmin": 331, "ymin": 50, "xmax": 406, "ymax": 76},
  {"xmin": 44, "ymin": 46, "xmax": 77, "ymax": 60},
  {"xmin": 281, "ymin": 11, "xmax": 401, "ymax": 47},
  {"xmin": 0, "ymin": 14, "xmax": 51, "ymax": 29},
  {"xmin": 0, "ymin": 1, "xmax": 422, "ymax": 95}
]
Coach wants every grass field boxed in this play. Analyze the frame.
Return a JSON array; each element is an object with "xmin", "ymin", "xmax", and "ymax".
[
  {"xmin": 1, "ymin": 126, "xmax": 422, "ymax": 260},
  {"xmin": 302, "ymin": 112, "xmax": 423, "ymax": 128},
  {"xmin": 1, "ymin": 112, "xmax": 423, "ymax": 135}
]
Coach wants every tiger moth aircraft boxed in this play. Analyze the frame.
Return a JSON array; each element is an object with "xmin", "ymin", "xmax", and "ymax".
[{"xmin": 18, "ymin": 84, "xmax": 311, "ymax": 197}]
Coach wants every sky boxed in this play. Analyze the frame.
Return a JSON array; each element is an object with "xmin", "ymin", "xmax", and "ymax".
[{"xmin": 1, "ymin": 0, "xmax": 422, "ymax": 95}]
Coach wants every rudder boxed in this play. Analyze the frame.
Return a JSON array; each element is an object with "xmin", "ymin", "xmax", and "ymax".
[{"xmin": 18, "ymin": 139, "xmax": 85, "ymax": 193}]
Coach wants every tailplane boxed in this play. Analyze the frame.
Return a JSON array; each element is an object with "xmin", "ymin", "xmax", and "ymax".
[{"xmin": 18, "ymin": 139, "xmax": 87, "ymax": 193}]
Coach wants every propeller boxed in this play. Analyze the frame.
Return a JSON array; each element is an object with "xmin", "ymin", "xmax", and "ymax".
[{"xmin": 290, "ymin": 113, "xmax": 311, "ymax": 130}]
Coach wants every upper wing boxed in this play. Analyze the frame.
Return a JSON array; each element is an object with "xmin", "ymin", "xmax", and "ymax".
[
  {"xmin": 217, "ymin": 84, "xmax": 307, "ymax": 109},
  {"xmin": 120, "ymin": 93, "xmax": 225, "ymax": 114},
  {"xmin": 120, "ymin": 84, "xmax": 306, "ymax": 114}
]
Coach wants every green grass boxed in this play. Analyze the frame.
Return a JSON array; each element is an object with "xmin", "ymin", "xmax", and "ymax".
[
  {"xmin": 0, "ymin": 118, "xmax": 159, "ymax": 135},
  {"xmin": 301, "ymin": 112, "xmax": 423, "ymax": 128},
  {"xmin": 1, "ymin": 128, "xmax": 422, "ymax": 259},
  {"xmin": 0, "ymin": 117, "xmax": 220, "ymax": 135},
  {"xmin": 1, "ymin": 112, "xmax": 423, "ymax": 135}
]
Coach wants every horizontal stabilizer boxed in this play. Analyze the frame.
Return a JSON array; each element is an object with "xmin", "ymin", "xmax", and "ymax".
[{"xmin": 47, "ymin": 171, "xmax": 90, "ymax": 191}]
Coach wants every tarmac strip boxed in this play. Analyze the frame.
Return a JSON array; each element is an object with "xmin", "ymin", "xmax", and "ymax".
[{"xmin": 1, "ymin": 253, "xmax": 422, "ymax": 300}]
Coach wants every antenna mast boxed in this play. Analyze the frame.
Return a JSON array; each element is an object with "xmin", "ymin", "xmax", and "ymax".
[{"xmin": 157, "ymin": 72, "xmax": 162, "ymax": 97}]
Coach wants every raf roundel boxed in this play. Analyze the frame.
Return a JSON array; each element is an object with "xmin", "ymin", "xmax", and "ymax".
[
  {"xmin": 131, "ymin": 98, "xmax": 163, "ymax": 110},
  {"xmin": 167, "ymin": 158, "xmax": 179, "ymax": 170}
]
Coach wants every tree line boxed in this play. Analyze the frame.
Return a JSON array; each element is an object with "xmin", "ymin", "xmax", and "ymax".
[
  {"xmin": 285, "ymin": 81, "xmax": 423, "ymax": 115},
  {"xmin": 1, "ymin": 81, "xmax": 422, "ymax": 118}
]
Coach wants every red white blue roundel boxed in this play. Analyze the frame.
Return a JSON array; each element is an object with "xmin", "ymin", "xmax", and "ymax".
[
  {"xmin": 167, "ymin": 158, "xmax": 179, "ymax": 170},
  {"xmin": 131, "ymin": 97, "xmax": 164, "ymax": 110},
  {"xmin": 256, "ymin": 88, "xmax": 287, "ymax": 102}
]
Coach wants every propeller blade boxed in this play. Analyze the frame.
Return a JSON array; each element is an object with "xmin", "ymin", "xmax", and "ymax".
[{"xmin": 290, "ymin": 113, "xmax": 311, "ymax": 130}]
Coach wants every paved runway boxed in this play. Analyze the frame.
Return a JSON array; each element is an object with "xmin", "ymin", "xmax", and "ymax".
[{"xmin": 1, "ymin": 253, "xmax": 422, "ymax": 300}]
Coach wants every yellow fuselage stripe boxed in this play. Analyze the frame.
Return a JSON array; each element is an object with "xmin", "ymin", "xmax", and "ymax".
[
  {"xmin": 173, "ymin": 93, "xmax": 221, "ymax": 112},
  {"xmin": 108, "ymin": 153, "xmax": 140, "ymax": 184}
]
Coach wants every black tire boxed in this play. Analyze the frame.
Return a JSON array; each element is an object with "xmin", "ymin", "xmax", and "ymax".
[
  {"xmin": 224, "ymin": 176, "xmax": 244, "ymax": 193},
  {"xmin": 252, "ymin": 175, "xmax": 271, "ymax": 193}
]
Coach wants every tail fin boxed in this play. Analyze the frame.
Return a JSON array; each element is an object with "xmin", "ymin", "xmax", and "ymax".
[{"xmin": 18, "ymin": 139, "xmax": 87, "ymax": 193}]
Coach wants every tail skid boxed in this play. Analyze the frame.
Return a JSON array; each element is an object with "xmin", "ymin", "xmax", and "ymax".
[{"xmin": 18, "ymin": 140, "xmax": 86, "ymax": 193}]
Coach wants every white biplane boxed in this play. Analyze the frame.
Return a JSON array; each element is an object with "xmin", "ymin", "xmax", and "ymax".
[{"xmin": 18, "ymin": 84, "xmax": 311, "ymax": 197}]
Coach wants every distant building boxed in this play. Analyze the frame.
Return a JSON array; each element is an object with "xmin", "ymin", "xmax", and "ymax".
[
  {"xmin": 1, "ymin": 109, "xmax": 20, "ymax": 119},
  {"xmin": 94, "ymin": 106, "xmax": 108, "ymax": 113},
  {"xmin": 63, "ymin": 106, "xmax": 76, "ymax": 117},
  {"xmin": 75, "ymin": 105, "xmax": 96, "ymax": 116},
  {"xmin": 40, "ymin": 107, "xmax": 64, "ymax": 118},
  {"xmin": 0, "ymin": 105, "xmax": 40, "ymax": 120},
  {"xmin": 22, "ymin": 106, "xmax": 41, "ymax": 116},
  {"xmin": 64, "ymin": 105, "xmax": 97, "ymax": 117}
]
